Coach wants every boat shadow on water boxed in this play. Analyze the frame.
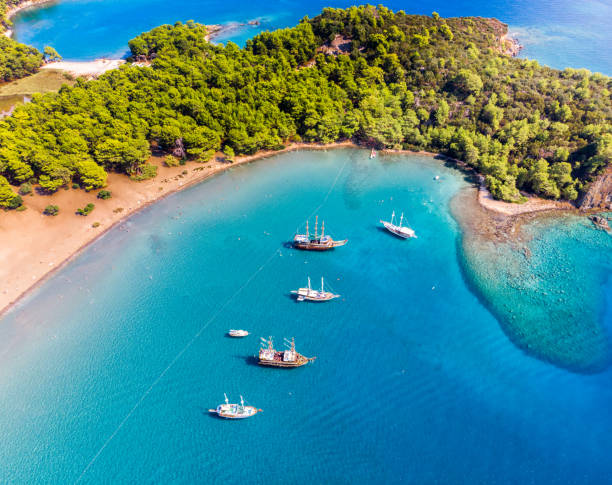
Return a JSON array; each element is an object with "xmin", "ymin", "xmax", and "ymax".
[{"xmin": 244, "ymin": 355, "xmax": 261, "ymax": 367}]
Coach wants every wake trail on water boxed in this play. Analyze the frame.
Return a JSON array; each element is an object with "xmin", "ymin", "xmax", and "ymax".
[{"xmin": 74, "ymin": 149, "xmax": 351, "ymax": 483}]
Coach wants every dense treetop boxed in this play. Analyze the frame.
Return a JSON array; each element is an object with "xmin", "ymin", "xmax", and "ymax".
[
  {"xmin": 0, "ymin": 1, "xmax": 44, "ymax": 82},
  {"xmin": 0, "ymin": 5, "xmax": 611, "ymax": 208}
]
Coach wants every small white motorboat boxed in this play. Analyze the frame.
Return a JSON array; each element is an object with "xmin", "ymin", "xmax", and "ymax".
[
  {"xmin": 228, "ymin": 329, "xmax": 249, "ymax": 337},
  {"xmin": 380, "ymin": 211, "xmax": 416, "ymax": 239}
]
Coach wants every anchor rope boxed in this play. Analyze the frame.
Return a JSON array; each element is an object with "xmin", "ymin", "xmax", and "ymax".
[
  {"xmin": 296, "ymin": 151, "xmax": 353, "ymax": 234},
  {"xmin": 74, "ymin": 247, "xmax": 281, "ymax": 483},
  {"xmin": 75, "ymin": 152, "xmax": 353, "ymax": 483}
]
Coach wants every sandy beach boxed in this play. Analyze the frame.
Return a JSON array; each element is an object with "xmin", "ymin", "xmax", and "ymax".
[
  {"xmin": 0, "ymin": 140, "xmax": 578, "ymax": 317},
  {"xmin": 41, "ymin": 59, "xmax": 126, "ymax": 77},
  {"xmin": 0, "ymin": 142, "xmax": 357, "ymax": 316}
]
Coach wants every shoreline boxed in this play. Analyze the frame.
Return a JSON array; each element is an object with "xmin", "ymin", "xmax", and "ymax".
[
  {"xmin": 3, "ymin": 0, "xmax": 56, "ymax": 38},
  {"xmin": 0, "ymin": 141, "xmax": 352, "ymax": 317},
  {"xmin": 0, "ymin": 141, "xmax": 575, "ymax": 319}
]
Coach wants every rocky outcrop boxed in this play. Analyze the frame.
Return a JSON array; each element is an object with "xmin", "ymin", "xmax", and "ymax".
[
  {"xmin": 317, "ymin": 34, "xmax": 352, "ymax": 56},
  {"xmin": 482, "ymin": 18, "xmax": 522, "ymax": 57},
  {"xmin": 579, "ymin": 165, "xmax": 612, "ymax": 211}
]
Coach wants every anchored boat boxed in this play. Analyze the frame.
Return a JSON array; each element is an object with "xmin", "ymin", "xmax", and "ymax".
[
  {"xmin": 209, "ymin": 394, "xmax": 261, "ymax": 419},
  {"xmin": 380, "ymin": 211, "xmax": 416, "ymax": 239},
  {"xmin": 258, "ymin": 337, "xmax": 315, "ymax": 368},
  {"xmin": 293, "ymin": 216, "xmax": 347, "ymax": 251},
  {"xmin": 228, "ymin": 329, "xmax": 249, "ymax": 337},
  {"xmin": 291, "ymin": 277, "xmax": 340, "ymax": 302}
]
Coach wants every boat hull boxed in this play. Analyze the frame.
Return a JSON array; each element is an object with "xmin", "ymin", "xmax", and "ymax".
[
  {"xmin": 380, "ymin": 221, "xmax": 415, "ymax": 239},
  {"xmin": 258, "ymin": 356, "xmax": 313, "ymax": 368},
  {"xmin": 293, "ymin": 238, "xmax": 348, "ymax": 251},
  {"xmin": 228, "ymin": 330, "xmax": 249, "ymax": 337},
  {"xmin": 209, "ymin": 406, "xmax": 260, "ymax": 419}
]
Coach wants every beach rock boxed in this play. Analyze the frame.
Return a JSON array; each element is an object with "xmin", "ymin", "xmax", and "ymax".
[
  {"xmin": 588, "ymin": 215, "xmax": 611, "ymax": 231},
  {"xmin": 172, "ymin": 138, "xmax": 186, "ymax": 159},
  {"xmin": 579, "ymin": 165, "xmax": 612, "ymax": 210}
]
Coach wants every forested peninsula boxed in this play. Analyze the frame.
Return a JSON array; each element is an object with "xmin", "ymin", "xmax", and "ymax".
[
  {"xmin": 0, "ymin": 0, "xmax": 45, "ymax": 82},
  {"xmin": 0, "ymin": 5, "xmax": 611, "ymax": 210}
]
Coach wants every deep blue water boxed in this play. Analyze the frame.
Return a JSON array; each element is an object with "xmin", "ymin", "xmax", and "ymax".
[
  {"xmin": 1, "ymin": 150, "xmax": 611, "ymax": 483},
  {"xmin": 11, "ymin": 0, "xmax": 612, "ymax": 74}
]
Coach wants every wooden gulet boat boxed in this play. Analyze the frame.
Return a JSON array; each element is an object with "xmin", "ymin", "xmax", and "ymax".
[
  {"xmin": 258, "ymin": 337, "xmax": 316, "ymax": 368},
  {"xmin": 209, "ymin": 394, "xmax": 262, "ymax": 419},
  {"xmin": 291, "ymin": 277, "xmax": 340, "ymax": 302},
  {"xmin": 293, "ymin": 216, "xmax": 347, "ymax": 251},
  {"xmin": 380, "ymin": 211, "xmax": 416, "ymax": 239}
]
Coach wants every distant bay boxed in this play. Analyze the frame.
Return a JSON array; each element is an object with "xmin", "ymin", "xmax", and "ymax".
[{"xmin": 11, "ymin": 0, "xmax": 612, "ymax": 74}]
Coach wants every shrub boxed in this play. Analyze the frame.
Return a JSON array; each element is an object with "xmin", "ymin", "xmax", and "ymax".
[
  {"xmin": 76, "ymin": 203, "xmax": 95, "ymax": 216},
  {"xmin": 97, "ymin": 189, "xmax": 112, "ymax": 200},
  {"xmin": 72, "ymin": 183, "xmax": 80, "ymax": 189},
  {"xmin": 7, "ymin": 195, "xmax": 23, "ymax": 209},
  {"xmin": 223, "ymin": 145, "xmax": 235, "ymax": 162},
  {"xmin": 16, "ymin": 205, "xmax": 27, "ymax": 212},
  {"xmin": 164, "ymin": 155, "xmax": 180, "ymax": 167},
  {"xmin": 18, "ymin": 183, "xmax": 32, "ymax": 196},
  {"xmin": 130, "ymin": 163, "xmax": 158, "ymax": 181},
  {"xmin": 44, "ymin": 205, "xmax": 59, "ymax": 216},
  {"xmin": 92, "ymin": 222, "xmax": 101, "ymax": 228}
]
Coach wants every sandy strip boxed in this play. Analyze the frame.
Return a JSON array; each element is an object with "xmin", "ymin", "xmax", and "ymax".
[
  {"xmin": 478, "ymin": 186, "xmax": 574, "ymax": 215},
  {"xmin": 3, "ymin": 0, "xmax": 55, "ymax": 38},
  {"xmin": 0, "ymin": 141, "xmax": 575, "ymax": 317},
  {"xmin": 0, "ymin": 142, "xmax": 355, "ymax": 317},
  {"xmin": 41, "ymin": 59, "xmax": 126, "ymax": 77}
]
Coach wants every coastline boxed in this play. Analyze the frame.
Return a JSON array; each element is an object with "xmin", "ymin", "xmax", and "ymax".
[
  {"xmin": 0, "ymin": 141, "xmax": 354, "ymax": 317},
  {"xmin": 3, "ymin": 0, "xmax": 56, "ymax": 38},
  {"xmin": 0, "ymin": 140, "xmax": 575, "ymax": 318}
]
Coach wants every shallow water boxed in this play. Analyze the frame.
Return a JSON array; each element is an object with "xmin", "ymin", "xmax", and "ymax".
[
  {"xmin": 454, "ymin": 190, "xmax": 612, "ymax": 372},
  {"xmin": 11, "ymin": 0, "xmax": 612, "ymax": 74},
  {"xmin": 1, "ymin": 150, "xmax": 611, "ymax": 483}
]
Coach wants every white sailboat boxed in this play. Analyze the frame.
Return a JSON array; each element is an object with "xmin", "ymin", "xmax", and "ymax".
[
  {"xmin": 291, "ymin": 277, "xmax": 340, "ymax": 302},
  {"xmin": 380, "ymin": 211, "xmax": 416, "ymax": 239},
  {"xmin": 209, "ymin": 393, "xmax": 261, "ymax": 419}
]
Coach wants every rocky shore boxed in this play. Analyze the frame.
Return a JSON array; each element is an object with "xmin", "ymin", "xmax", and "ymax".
[{"xmin": 578, "ymin": 165, "xmax": 612, "ymax": 211}]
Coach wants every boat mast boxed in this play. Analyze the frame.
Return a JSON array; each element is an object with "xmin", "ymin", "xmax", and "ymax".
[
  {"xmin": 308, "ymin": 276, "xmax": 311, "ymax": 291},
  {"xmin": 321, "ymin": 276, "xmax": 324, "ymax": 292},
  {"xmin": 306, "ymin": 220, "xmax": 309, "ymax": 238},
  {"xmin": 399, "ymin": 213, "xmax": 404, "ymax": 228},
  {"xmin": 321, "ymin": 220, "xmax": 325, "ymax": 238},
  {"xmin": 240, "ymin": 395, "xmax": 244, "ymax": 410},
  {"xmin": 391, "ymin": 211, "xmax": 395, "ymax": 225},
  {"xmin": 224, "ymin": 393, "xmax": 229, "ymax": 405},
  {"xmin": 315, "ymin": 216, "xmax": 318, "ymax": 239}
]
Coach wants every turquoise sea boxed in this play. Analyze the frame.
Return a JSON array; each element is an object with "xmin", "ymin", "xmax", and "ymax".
[
  {"xmin": 2, "ymin": 1, "xmax": 612, "ymax": 483},
  {"xmin": 11, "ymin": 0, "xmax": 612, "ymax": 74},
  {"xmin": 1, "ymin": 150, "xmax": 611, "ymax": 483}
]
